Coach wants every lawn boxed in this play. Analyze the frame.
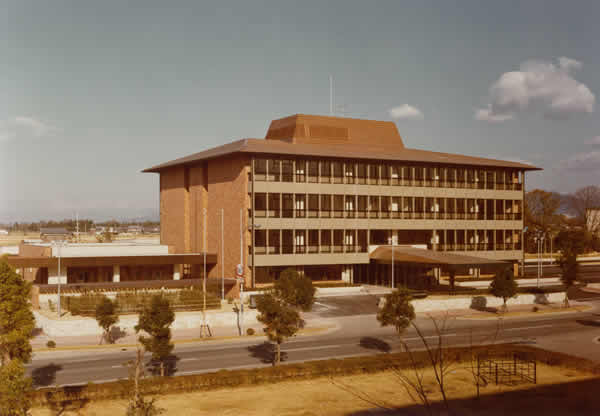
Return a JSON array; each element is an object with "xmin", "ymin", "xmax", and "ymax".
[{"xmin": 30, "ymin": 363, "xmax": 598, "ymax": 416}]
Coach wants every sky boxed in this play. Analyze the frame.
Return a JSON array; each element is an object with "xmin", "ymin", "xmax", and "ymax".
[{"xmin": 1, "ymin": 0, "xmax": 599, "ymax": 222}]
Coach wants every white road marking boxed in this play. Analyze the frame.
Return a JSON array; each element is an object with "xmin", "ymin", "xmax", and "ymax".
[
  {"xmin": 505, "ymin": 325, "xmax": 553, "ymax": 331},
  {"xmin": 403, "ymin": 333, "xmax": 458, "ymax": 341},
  {"xmin": 284, "ymin": 344, "xmax": 343, "ymax": 352}
]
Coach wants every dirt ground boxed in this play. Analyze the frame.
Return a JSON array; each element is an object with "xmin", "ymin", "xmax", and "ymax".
[{"xmin": 31, "ymin": 363, "xmax": 599, "ymax": 416}]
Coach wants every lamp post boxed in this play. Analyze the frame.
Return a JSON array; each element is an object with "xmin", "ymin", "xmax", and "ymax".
[
  {"xmin": 53, "ymin": 240, "xmax": 66, "ymax": 318},
  {"xmin": 534, "ymin": 232, "xmax": 545, "ymax": 288},
  {"xmin": 391, "ymin": 237, "xmax": 395, "ymax": 289}
]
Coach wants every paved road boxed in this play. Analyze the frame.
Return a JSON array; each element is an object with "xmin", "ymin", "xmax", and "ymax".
[{"xmin": 27, "ymin": 300, "xmax": 600, "ymax": 388}]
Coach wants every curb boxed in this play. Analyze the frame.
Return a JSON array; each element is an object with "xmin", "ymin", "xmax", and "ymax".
[{"xmin": 32, "ymin": 324, "xmax": 337, "ymax": 353}]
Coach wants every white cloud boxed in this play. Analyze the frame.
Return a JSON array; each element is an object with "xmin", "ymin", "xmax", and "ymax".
[
  {"xmin": 561, "ymin": 150, "xmax": 600, "ymax": 172},
  {"xmin": 389, "ymin": 104, "xmax": 424, "ymax": 120},
  {"xmin": 475, "ymin": 57, "xmax": 595, "ymax": 122},
  {"xmin": 585, "ymin": 136, "xmax": 600, "ymax": 146},
  {"xmin": 0, "ymin": 116, "xmax": 50, "ymax": 142}
]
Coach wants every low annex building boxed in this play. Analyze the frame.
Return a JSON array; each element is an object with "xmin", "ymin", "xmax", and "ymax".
[{"xmin": 142, "ymin": 114, "xmax": 540, "ymax": 289}]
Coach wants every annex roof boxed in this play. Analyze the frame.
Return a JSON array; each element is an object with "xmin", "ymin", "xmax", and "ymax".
[{"xmin": 143, "ymin": 114, "xmax": 541, "ymax": 173}]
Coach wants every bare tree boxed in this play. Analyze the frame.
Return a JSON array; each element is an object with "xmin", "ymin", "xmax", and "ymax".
[{"xmin": 567, "ymin": 185, "xmax": 600, "ymax": 234}]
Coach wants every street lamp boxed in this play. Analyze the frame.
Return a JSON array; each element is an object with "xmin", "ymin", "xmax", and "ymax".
[
  {"xmin": 533, "ymin": 232, "xmax": 545, "ymax": 288},
  {"xmin": 52, "ymin": 240, "xmax": 67, "ymax": 318}
]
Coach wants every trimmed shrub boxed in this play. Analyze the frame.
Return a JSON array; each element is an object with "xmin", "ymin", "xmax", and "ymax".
[
  {"xmin": 246, "ymin": 328, "xmax": 255, "ymax": 336},
  {"xmin": 46, "ymin": 340, "xmax": 56, "ymax": 348}
]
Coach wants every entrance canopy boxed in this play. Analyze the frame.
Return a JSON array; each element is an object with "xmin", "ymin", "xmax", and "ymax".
[{"xmin": 370, "ymin": 246, "xmax": 508, "ymax": 272}]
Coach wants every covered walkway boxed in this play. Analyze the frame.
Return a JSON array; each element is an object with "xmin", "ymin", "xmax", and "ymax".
[{"xmin": 359, "ymin": 245, "xmax": 509, "ymax": 290}]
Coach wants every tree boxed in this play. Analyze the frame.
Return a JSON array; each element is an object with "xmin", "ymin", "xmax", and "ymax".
[
  {"xmin": 566, "ymin": 185, "xmax": 600, "ymax": 235},
  {"xmin": 95, "ymin": 296, "xmax": 119, "ymax": 344},
  {"xmin": 255, "ymin": 293, "xmax": 302, "ymax": 365},
  {"xmin": 489, "ymin": 267, "xmax": 518, "ymax": 312},
  {"xmin": 135, "ymin": 294, "xmax": 175, "ymax": 377},
  {"xmin": 0, "ymin": 259, "xmax": 35, "ymax": 365},
  {"xmin": 0, "ymin": 359, "xmax": 32, "ymax": 416},
  {"xmin": 524, "ymin": 189, "xmax": 562, "ymax": 252},
  {"xmin": 376, "ymin": 287, "xmax": 416, "ymax": 335},
  {"xmin": 273, "ymin": 268, "xmax": 316, "ymax": 311},
  {"xmin": 556, "ymin": 229, "xmax": 585, "ymax": 307},
  {"xmin": 126, "ymin": 346, "xmax": 163, "ymax": 416}
]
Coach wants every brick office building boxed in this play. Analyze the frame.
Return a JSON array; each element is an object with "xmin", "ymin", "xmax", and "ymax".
[{"xmin": 143, "ymin": 114, "xmax": 540, "ymax": 290}]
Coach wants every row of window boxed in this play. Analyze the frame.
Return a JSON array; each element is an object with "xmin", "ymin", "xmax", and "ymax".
[
  {"xmin": 253, "ymin": 159, "xmax": 523, "ymax": 190},
  {"xmin": 251, "ymin": 194, "xmax": 522, "ymax": 220},
  {"xmin": 251, "ymin": 229, "xmax": 522, "ymax": 255}
]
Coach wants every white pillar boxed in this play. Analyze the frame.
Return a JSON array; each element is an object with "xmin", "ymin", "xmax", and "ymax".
[
  {"xmin": 173, "ymin": 264, "xmax": 181, "ymax": 280},
  {"xmin": 112, "ymin": 265, "xmax": 120, "ymax": 282}
]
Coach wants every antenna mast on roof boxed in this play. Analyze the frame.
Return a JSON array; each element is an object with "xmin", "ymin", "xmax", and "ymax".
[{"xmin": 329, "ymin": 74, "xmax": 334, "ymax": 116}]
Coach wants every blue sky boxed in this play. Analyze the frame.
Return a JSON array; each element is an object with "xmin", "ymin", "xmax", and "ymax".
[{"xmin": 1, "ymin": 0, "xmax": 599, "ymax": 222}]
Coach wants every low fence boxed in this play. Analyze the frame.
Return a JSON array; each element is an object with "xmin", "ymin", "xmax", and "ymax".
[
  {"xmin": 57, "ymin": 290, "xmax": 221, "ymax": 316},
  {"xmin": 37, "ymin": 278, "xmax": 235, "ymax": 294},
  {"xmin": 478, "ymin": 353, "xmax": 537, "ymax": 385}
]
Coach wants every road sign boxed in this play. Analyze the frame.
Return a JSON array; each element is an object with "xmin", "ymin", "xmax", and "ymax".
[{"xmin": 236, "ymin": 264, "xmax": 244, "ymax": 278}]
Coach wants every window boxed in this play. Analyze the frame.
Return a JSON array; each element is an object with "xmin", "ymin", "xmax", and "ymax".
[
  {"xmin": 282, "ymin": 194, "xmax": 293, "ymax": 218},
  {"xmin": 268, "ymin": 159, "xmax": 280, "ymax": 181},
  {"xmin": 320, "ymin": 161, "xmax": 331, "ymax": 183},
  {"xmin": 308, "ymin": 160, "xmax": 319, "ymax": 182},
  {"xmin": 295, "ymin": 160, "xmax": 306, "ymax": 182},
  {"xmin": 254, "ymin": 193, "xmax": 266, "ymax": 217},
  {"xmin": 254, "ymin": 159, "xmax": 267, "ymax": 181},
  {"xmin": 282, "ymin": 160, "xmax": 293, "ymax": 182}
]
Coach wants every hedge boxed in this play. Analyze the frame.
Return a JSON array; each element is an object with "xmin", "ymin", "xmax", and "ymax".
[
  {"xmin": 31, "ymin": 343, "xmax": 600, "ymax": 408},
  {"xmin": 61, "ymin": 289, "xmax": 221, "ymax": 316}
]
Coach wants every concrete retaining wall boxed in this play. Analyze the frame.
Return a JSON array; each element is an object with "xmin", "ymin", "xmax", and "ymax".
[
  {"xmin": 34, "ymin": 309, "xmax": 258, "ymax": 338},
  {"xmin": 411, "ymin": 292, "xmax": 565, "ymax": 313}
]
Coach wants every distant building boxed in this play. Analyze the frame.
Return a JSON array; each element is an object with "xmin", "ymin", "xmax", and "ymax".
[
  {"xmin": 127, "ymin": 225, "xmax": 143, "ymax": 234},
  {"xmin": 40, "ymin": 227, "xmax": 71, "ymax": 242},
  {"xmin": 0, "ymin": 229, "xmax": 8, "ymax": 235}
]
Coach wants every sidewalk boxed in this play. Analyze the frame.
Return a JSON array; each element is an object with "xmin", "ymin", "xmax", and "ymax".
[{"xmin": 31, "ymin": 319, "xmax": 337, "ymax": 352}]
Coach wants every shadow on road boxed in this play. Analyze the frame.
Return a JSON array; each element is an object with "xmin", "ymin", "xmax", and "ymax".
[
  {"xmin": 31, "ymin": 363, "xmax": 63, "ymax": 387},
  {"xmin": 146, "ymin": 354, "xmax": 180, "ymax": 376},
  {"xmin": 359, "ymin": 337, "xmax": 391, "ymax": 353},
  {"xmin": 248, "ymin": 341, "xmax": 287, "ymax": 365},
  {"xmin": 575, "ymin": 319, "xmax": 600, "ymax": 327}
]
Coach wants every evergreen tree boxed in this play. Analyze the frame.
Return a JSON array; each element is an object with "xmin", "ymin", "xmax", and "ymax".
[
  {"xmin": 0, "ymin": 359, "xmax": 32, "ymax": 416},
  {"xmin": 135, "ymin": 295, "xmax": 174, "ymax": 376},
  {"xmin": 489, "ymin": 267, "xmax": 518, "ymax": 312},
  {"xmin": 556, "ymin": 229, "xmax": 585, "ymax": 307},
  {"xmin": 255, "ymin": 294, "xmax": 302, "ymax": 365},
  {"xmin": 95, "ymin": 296, "xmax": 119, "ymax": 344},
  {"xmin": 0, "ymin": 259, "xmax": 35, "ymax": 365},
  {"xmin": 273, "ymin": 268, "xmax": 316, "ymax": 312},
  {"xmin": 376, "ymin": 287, "xmax": 415, "ymax": 336}
]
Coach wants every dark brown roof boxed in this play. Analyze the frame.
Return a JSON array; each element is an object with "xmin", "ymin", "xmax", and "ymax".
[{"xmin": 143, "ymin": 114, "xmax": 541, "ymax": 173}]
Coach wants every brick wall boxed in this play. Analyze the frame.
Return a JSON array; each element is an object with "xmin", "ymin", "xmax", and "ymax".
[
  {"xmin": 159, "ymin": 167, "xmax": 188, "ymax": 253},
  {"xmin": 206, "ymin": 154, "xmax": 251, "ymax": 290}
]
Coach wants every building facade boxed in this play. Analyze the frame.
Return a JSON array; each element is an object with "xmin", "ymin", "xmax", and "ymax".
[{"xmin": 144, "ymin": 114, "xmax": 539, "ymax": 288}]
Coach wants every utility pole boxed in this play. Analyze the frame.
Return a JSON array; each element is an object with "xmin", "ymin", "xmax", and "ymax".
[
  {"xmin": 76, "ymin": 212, "xmax": 79, "ymax": 242},
  {"xmin": 53, "ymin": 240, "xmax": 66, "ymax": 318},
  {"xmin": 391, "ymin": 238, "xmax": 395, "ymax": 289},
  {"xmin": 329, "ymin": 75, "xmax": 333, "ymax": 116},
  {"xmin": 239, "ymin": 208, "xmax": 244, "ymax": 336},
  {"xmin": 221, "ymin": 208, "xmax": 225, "ymax": 301},
  {"xmin": 200, "ymin": 208, "xmax": 211, "ymax": 337}
]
